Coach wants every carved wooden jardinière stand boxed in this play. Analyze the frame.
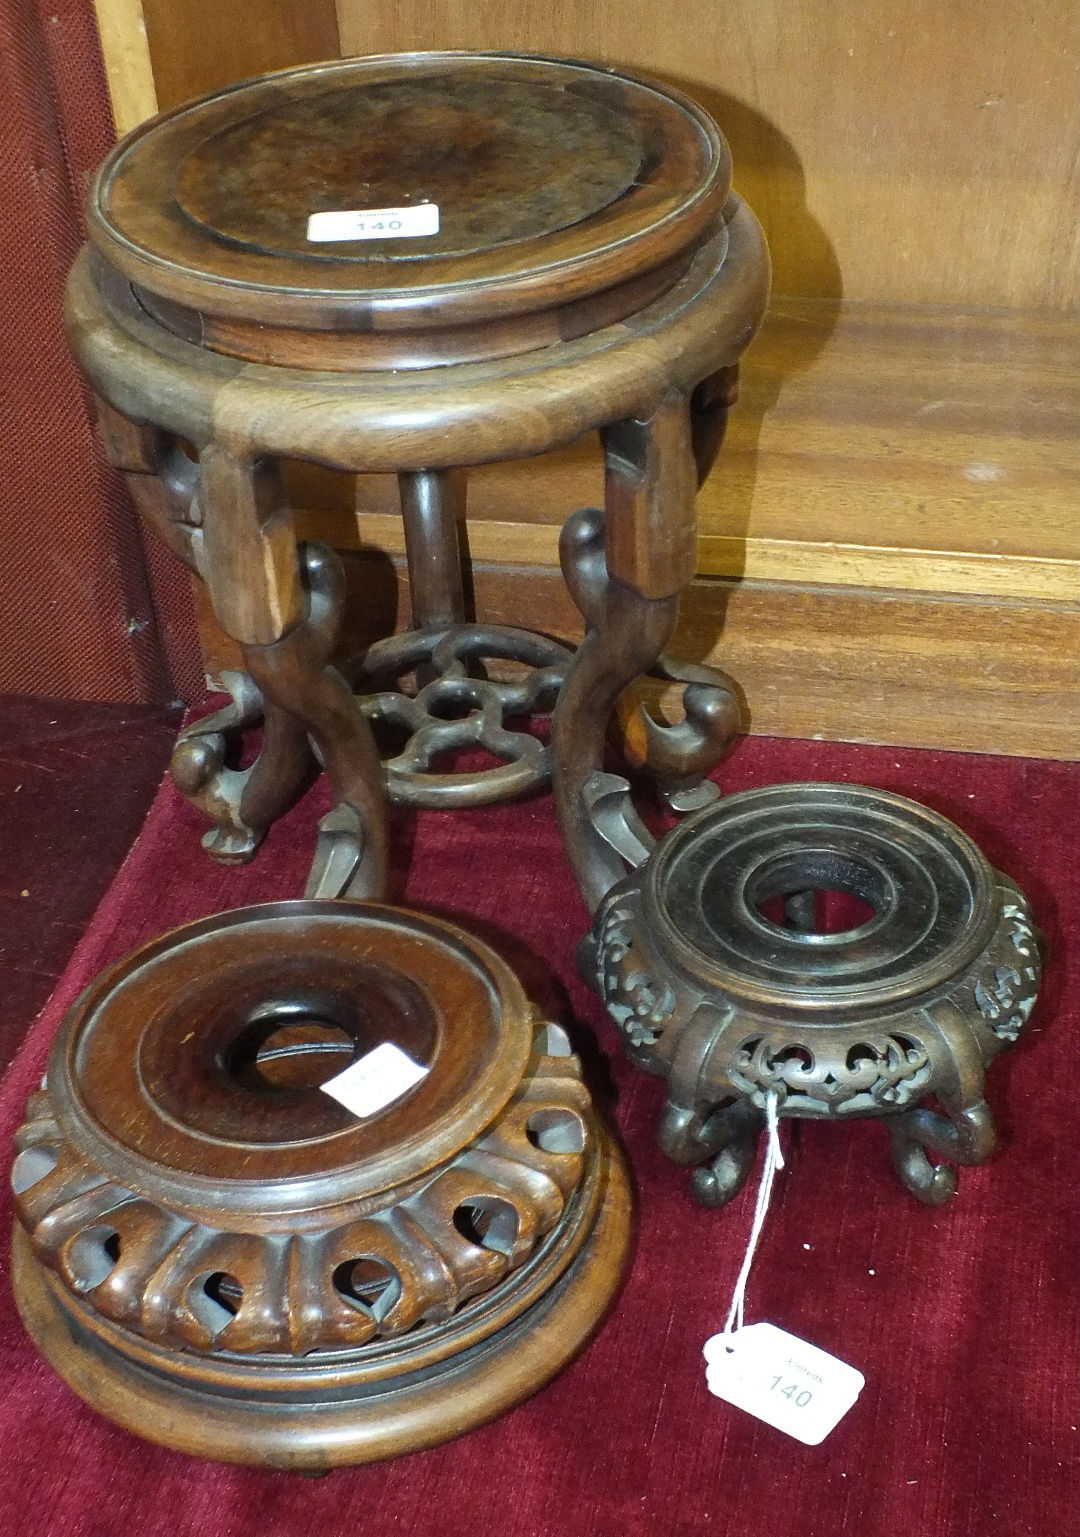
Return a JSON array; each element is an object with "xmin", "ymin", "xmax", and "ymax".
[
  {"xmin": 11, "ymin": 901, "xmax": 631, "ymax": 1469},
  {"xmin": 582, "ymin": 782, "xmax": 1043, "ymax": 1206},
  {"xmin": 68, "ymin": 51, "xmax": 769, "ymax": 901}
]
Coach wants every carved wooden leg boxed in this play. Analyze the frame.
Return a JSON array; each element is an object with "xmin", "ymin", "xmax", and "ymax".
[
  {"xmin": 555, "ymin": 393, "xmax": 742, "ymax": 911},
  {"xmin": 93, "ymin": 402, "xmax": 316, "ymax": 865},
  {"xmin": 658, "ymin": 1098, "xmax": 765, "ymax": 1208},
  {"xmin": 194, "ymin": 445, "xmax": 388, "ymax": 898},
  {"xmin": 551, "ymin": 504, "xmax": 678, "ymax": 913},
  {"xmin": 241, "ymin": 542, "xmax": 390, "ymax": 900},
  {"xmin": 601, "ymin": 392, "xmax": 742, "ymax": 819},
  {"xmin": 170, "ymin": 674, "xmax": 313, "ymax": 863},
  {"xmin": 398, "ymin": 468, "xmax": 467, "ymax": 631},
  {"xmin": 888, "ymin": 1002, "xmax": 997, "ymax": 1206},
  {"xmin": 653, "ymin": 1000, "xmax": 765, "ymax": 1208}
]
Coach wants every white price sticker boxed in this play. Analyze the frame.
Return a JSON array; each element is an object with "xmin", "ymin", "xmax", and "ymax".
[
  {"xmin": 703, "ymin": 1322, "xmax": 864, "ymax": 1445},
  {"xmin": 306, "ymin": 204, "xmax": 440, "ymax": 242},
  {"xmin": 320, "ymin": 1042, "xmax": 429, "ymax": 1118}
]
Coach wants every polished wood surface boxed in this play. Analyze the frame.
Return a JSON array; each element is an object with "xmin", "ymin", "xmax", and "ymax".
[
  {"xmin": 12, "ymin": 901, "xmax": 633, "ymax": 1466},
  {"xmin": 348, "ymin": 299, "xmax": 1079, "ymax": 604},
  {"xmin": 71, "ymin": 55, "xmax": 769, "ymax": 889},
  {"xmin": 141, "ymin": 0, "xmax": 341, "ymax": 115},
  {"xmin": 198, "ymin": 562, "xmax": 1077, "ymax": 762},
  {"xmin": 91, "ymin": 55, "xmax": 729, "ymax": 335},
  {"xmin": 84, "ymin": 5, "xmax": 1077, "ymax": 757}
]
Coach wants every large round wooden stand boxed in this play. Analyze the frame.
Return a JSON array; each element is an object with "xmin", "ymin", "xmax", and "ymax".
[
  {"xmin": 67, "ymin": 51, "xmax": 769, "ymax": 902},
  {"xmin": 11, "ymin": 901, "xmax": 631, "ymax": 1469}
]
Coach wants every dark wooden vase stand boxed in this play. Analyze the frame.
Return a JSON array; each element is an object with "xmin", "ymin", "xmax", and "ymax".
[
  {"xmin": 12, "ymin": 901, "xmax": 631, "ymax": 1470},
  {"xmin": 581, "ymin": 781, "xmax": 1044, "ymax": 1207},
  {"xmin": 67, "ymin": 50, "xmax": 770, "ymax": 901}
]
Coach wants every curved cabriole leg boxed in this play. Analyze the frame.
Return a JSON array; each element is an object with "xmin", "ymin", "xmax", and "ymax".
[
  {"xmin": 94, "ymin": 402, "xmax": 315, "ymax": 864},
  {"xmin": 658, "ymin": 1099, "xmax": 764, "ymax": 1209},
  {"xmin": 889, "ymin": 1102, "xmax": 997, "ymax": 1207},
  {"xmin": 242, "ymin": 542, "xmax": 389, "ymax": 900},
  {"xmin": 551, "ymin": 505, "xmax": 676, "ymax": 913},
  {"xmin": 888, "ymin": 1000, "xmax": 998, "ymax": 1206},
  {"xmin": 602, "ymin": 389, "xmax": 742, "ymax": 818}
]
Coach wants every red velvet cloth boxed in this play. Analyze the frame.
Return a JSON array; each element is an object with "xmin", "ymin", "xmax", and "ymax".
[{"xmin": 1, "ymin": 738, "xmax": 1076, "ymax": 1537}]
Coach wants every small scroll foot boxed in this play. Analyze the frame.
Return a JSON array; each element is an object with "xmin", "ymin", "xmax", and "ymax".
[
  {"xmin": 170, "ymin": 672, "xmax": 312, "ymax": 865},
  {"xmin": 618, "ymin": 654, "xmax": 742, "ymax": 813},
  {"xmin": 243, "ymin": 542, "xmax": 390, "ymax": 902},
  {"xmin": 889, "ymin": 1100, "xmax": 997, "ymax": 1207},
  {"xmin": 658, "ymin": 1098, "xmax": 764, "ymax": 1209}
]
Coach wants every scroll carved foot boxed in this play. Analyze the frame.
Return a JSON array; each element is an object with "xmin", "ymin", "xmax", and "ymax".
[
  {"xmin": 242, "ymin": 542, "xmax": 390, "ymax": 901},
  {"xmin": 888, "ymin": 1099, "xmax": 997, "ymax": 1207},
  {"xmin": 170, "ymin": 673, "xmax": 313, "ymax": 864},
  {"xmin": 618, "ymin": 654, "xmax": 742, "ymax": 813},
  {"xmin": 611, "ymin": 366, "xmax": 742, "ymax": 812},
  {"xmin": 657, "ymin": 1098, "xmax": 764, "ymax": 1209}
]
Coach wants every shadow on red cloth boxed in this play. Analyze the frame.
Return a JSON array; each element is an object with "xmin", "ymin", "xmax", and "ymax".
[{"xmin": 1, "ymin": 736, "xmax": 1076, "ymax": 1537}]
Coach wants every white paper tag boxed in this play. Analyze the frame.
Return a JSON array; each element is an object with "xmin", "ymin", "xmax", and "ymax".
[
  {"xmin": 306, "ymin": 204, "xmax": 440, "ymax": 242},
  {"xmin": 320, "ymin": 1042, "xmax": 429, "ymax": 1118},
  {"xmin": 703, "ymin": 1322, "xmax": 864, "ymax": 1445}
]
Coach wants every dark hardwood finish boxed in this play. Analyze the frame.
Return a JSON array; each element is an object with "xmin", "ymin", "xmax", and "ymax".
[
  {"xmin": 12, "ymin": 900, "xmax": 632, "ymax": 1468},
  {"xmin": 68, "ymin": 52, "xmax": 769, "ymax": 901},
  {"xmin": 582, "ymin": 782, "xmax": 1045, "ymax": 1206},
  {"xmin": 90, "ymin": 54, "xmax": 730, "ymax": 335}
]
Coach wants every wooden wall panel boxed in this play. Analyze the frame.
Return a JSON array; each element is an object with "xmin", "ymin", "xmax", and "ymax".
[
  {"xmin": 347, "ymin": 300, "xmax": 1079, "ymax": 605},
  {"xmin": 336, "ymin": 0, "xmax": 1079, "ymax": 311},
  {"xmin": 140, "ymin": 0, "xmax": 340, "ymax": 113}
]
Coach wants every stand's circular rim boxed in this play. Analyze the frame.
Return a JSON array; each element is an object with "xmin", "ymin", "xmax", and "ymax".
[
  {"xmin": 66, "ymin": 195, "xmax": 769, "ymax": 468},
  {"xmin": 45, "ymin": 899, "xmax": 535, "ymax": 1220},
  {"xmin": 642, "ymin": 781, "xmax": 1000, "ymax": 1012},
  {"xmin": 88, "ymin": 51, "xmax": 731, "ymax": 332}
]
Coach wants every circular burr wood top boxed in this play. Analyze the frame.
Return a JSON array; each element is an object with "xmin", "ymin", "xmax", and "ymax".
[{"xmin": 88, "ymin": 52, "xmax": 731, "ymax": 341}]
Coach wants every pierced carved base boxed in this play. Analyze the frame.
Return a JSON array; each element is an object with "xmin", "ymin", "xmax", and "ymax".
[
  {"xmin": 586, "ymin": 782, "xmax": 1045, "ymax": 1208},
  {"xmin": 11, "ymin": 901, "xmax": 631, "ymax": 1469},
  {"xmin": 347, "ymin": 622, "xmax": 572, "ymax": 808}
]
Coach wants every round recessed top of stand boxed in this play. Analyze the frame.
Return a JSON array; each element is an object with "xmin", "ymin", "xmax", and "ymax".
[
  {"xmin": 49, "ymin": 900, "xmax": 534, "ymax": 1221},
  {"xmin": 175, "ymin": 75, "xmax": 645, "ymax": 261},
  {"xmin": 89, "ymin": 52, "xmax": 730, "ymax": 340}
]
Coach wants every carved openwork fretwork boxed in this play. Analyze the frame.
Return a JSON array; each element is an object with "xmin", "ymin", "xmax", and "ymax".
[
  {"xmin": 586, "ymin": 783, "xmax": 1046, "ymax": 1209},
  {"xmin": 11, "ymin": 898, "xmax": 632, "ymax": 1467},
  {"xmin": 347, "ymin": 625, "xmax": 572, "ymax": 808}
]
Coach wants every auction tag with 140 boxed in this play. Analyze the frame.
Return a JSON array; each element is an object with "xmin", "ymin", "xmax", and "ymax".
[{"xmin": 703, "ymin": 1322, "xmax": 865, "ymax": 1445}]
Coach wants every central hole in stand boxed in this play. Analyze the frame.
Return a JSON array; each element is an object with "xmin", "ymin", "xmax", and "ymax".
[
  {"xmin": 226, "ymin": 1004, "xmax": 357, "ymax": 1093},
  {"xmin": 747, "ymin": 850, "xmax": 888, "ymax": 938},
  {"xmin": 756, "ymin": 888, "xmax": 879, "ymax": 935}
]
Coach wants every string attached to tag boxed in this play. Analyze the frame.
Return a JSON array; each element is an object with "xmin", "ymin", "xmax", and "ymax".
[
  {"xmin": 704, "ymin": 1090, "xmax": 866, "ymax": 1442},
  {"xmin": 721, "ymin": 1088, "xmax": 785, "ymax": 1344}
]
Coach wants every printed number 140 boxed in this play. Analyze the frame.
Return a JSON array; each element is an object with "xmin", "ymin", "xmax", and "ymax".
[{"xmin": 770, "ymin": 1376, "xmax": 813, "ymax": 1408}]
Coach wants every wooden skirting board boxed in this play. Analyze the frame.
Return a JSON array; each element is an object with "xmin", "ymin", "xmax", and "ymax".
[{"xmin": 198, "ymin": 563, "xmax": 1077, "ymax": 761}]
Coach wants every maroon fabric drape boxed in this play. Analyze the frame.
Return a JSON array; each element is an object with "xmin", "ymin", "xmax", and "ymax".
[
  {"xmin": 0, "ymin": 0, "xmax": 200, "ymax": 703},
  {"xmin": 0, "ymin": 735, "xmax": 1075, "ymax": 1536}
]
